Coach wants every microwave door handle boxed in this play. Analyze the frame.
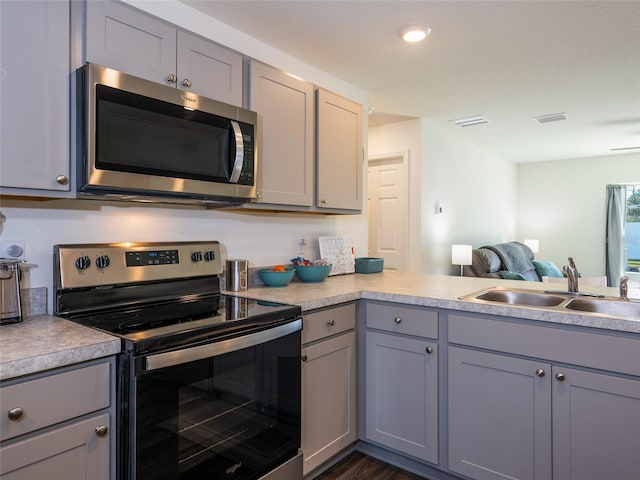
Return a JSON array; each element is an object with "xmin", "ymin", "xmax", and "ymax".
[{"xmin": 229, "ymin": 120, "xmax": 244, "ymax": 184}]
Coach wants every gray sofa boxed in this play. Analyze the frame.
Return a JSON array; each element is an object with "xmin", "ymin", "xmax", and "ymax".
[{"xmin": 462, "ymin": 241, "xmax": 551, "ymax": 281}]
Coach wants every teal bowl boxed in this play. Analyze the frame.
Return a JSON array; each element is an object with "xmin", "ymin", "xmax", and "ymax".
[
  {"xmin": 294, "ymin": 264, "xmax": 332, "ymax": 283},
  {"xmin": 258, "ymin": 268, "xmax": 295, "ymax": 287}
]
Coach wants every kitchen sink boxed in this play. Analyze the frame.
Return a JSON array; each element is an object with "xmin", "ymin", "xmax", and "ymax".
[
  {"xmin": 461, "ymin": 287, "xmax": 640, "ymax": 321},
  {"xmin": 463, "ymin": 288, "xmax": 567, "ymax": 307},
  {"xmin": 563, "ymin": 297, "xmax": 640, "ymax": 319}
]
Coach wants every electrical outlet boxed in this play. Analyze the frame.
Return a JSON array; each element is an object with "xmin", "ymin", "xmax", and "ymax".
[
  {"xmin": 297, "ymin": 238, "xmax": 306, "ymax": 255},
  {"xmin": 1, "ymin": 240, "xmax": 25, "ymax": 259}
]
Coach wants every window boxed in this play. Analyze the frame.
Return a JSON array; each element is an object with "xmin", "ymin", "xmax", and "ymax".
[{"xmin": 626, "ymin": 185, "xmax": 640, "ymax": 274}]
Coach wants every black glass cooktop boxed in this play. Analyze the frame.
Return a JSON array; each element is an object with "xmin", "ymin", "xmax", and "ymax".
[{"xmin": 63, "ymin": 293, "xmax": 301, "ymax": 355}]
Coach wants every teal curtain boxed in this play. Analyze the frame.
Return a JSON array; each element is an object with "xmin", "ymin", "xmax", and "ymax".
[{"xmin": 605, "ymin": 185, "xmax": 627, "ymax": 287}]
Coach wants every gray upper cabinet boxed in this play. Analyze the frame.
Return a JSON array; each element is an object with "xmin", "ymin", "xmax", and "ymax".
[
  {"xmin": 0, "ymin": 0, "xmax": 70, "ymax": 195},
  {"xmin": 248, "ymin": 61, "xmax": 314, "ymax": 207},
  {"xmin": 316, "ymin": 89, "xmax": 363, "ymax": 211},
  {"xmin": 85, "ymin": 0, "xmax": 242, "ymax": 105}
]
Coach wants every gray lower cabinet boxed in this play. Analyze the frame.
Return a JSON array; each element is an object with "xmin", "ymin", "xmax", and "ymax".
[
  {"xmin": 301, "ymin": 304, "xmax": 357, "ymax": 476},
  {"xmin": 448, "ymin": 347, "xmax": 552, "ymax": 480},
  {"xmin": 552, "ymin": 366, "xmax": 640, "ymax": 480},
  {"xmin": 364, "ymin": 303, "xmax": 439, "ymax": 464},
  {"xmin": 84, "ymin": 0, "xmax": 243, "ymax": 105},
  {"xmin": 0, "ymin": 359, "xmax": 114, "ymax": 480},
  {"xmin": 0, "ymin": 0, "xmax": 70, "ymax": 195},
  {"xmin": 448, "ymin": 314, "xmax": 640, "ymax": 480},
  {"xmin": 0, "ymin": 413, "xmax": 110, "ymax": 480}
]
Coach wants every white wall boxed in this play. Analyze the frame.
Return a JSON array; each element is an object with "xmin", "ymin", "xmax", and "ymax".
[
  {"xmin": 517, "ymin": 153, "xmax": 640, "ymax": 277},
  {"xmin": 0, "ymin": 0, "xmax": 369, "ymax": 314},
  {"xmin": 421, "ymin": 120, "xmax": 517, "ymax": 275},
  {"xmin": 369, "ymin": 118, "xmax": 517, "ymax": 276}
]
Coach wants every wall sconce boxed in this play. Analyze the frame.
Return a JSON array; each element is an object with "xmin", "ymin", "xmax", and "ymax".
[
  {"xmin": 452, "ymin": 244, "xmax": 473, "ymax": 276},
  {"xmin": 523, "ymin": 239, "xmax": 539, "ymax": 254}
]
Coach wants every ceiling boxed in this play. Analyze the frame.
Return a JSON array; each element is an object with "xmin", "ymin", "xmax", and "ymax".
[{"xmin": 182, "ymin": 0, "xmax": 640, "ymax": 163}]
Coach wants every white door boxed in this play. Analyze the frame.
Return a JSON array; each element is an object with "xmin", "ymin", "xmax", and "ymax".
[{"xmin": 368, "ymin": 153, "xmax": 409, "ymax": 271}]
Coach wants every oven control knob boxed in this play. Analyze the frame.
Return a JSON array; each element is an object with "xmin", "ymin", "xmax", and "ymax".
[
  {"xmin": 191, "ymin": 251, "xmax": 203, "ymax": 262},
  {"xmin": 75, "ymin": 256, "xmax": 91, "ymax": 270},
  {"xmin": 204, "ymin": 250, "xmax": 216, "ymax": 261},
  {"xmin": 95, "ymin": 255, "xmax": 110, "ymax": 269}
]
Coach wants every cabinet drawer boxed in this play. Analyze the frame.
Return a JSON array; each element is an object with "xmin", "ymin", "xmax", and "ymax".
[
  {"xmin": 302, "ymin": 303, "xmax": 356, "ymax": 344},
  {"xmin": 449, "ymin": 314, "xmax": 640, "ymax": 377},
  {"xmin": 366, "ymin": 302, "xmax": 438, "ymax": 339},
  {"xmin": 1, "ymin": 362, "xmax": 110, "ymax": 441}
]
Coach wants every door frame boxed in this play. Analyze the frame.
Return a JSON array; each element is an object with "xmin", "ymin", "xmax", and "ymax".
[{"xmin": 367, "ymin": 151, "xmax": 410, "ymax": 272}]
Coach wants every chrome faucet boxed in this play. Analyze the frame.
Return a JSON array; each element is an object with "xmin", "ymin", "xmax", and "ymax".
[
  {"xmin": 562, "ymin": 257, "xmax": 579, "ymax": 294},
  {"xmin": 619, "ymin": 275, "xmax": 629, "ymax": 301}
]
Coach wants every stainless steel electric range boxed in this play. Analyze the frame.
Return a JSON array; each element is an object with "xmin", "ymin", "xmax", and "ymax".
[{"xmin": 54, "ymin": 241, "xmax": 302, "ymax": 480}]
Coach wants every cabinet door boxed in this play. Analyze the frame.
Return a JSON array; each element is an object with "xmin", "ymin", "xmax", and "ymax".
[
  {"xmin": 316, "ymin": 89, "xmax": 363, "ymax": 211},
  {"xmin": 176, "ymin": 31, "xmax": 242, "ymax": 105},
  {"xmin": 302, "ymin": 331, "xmax": 356, "ymax": 475},
  {"xmin": 85, "ymin": 0, "xmax": 176, "ymax": 85},
  {"xmin": 0, "ymin": 413, "xmax": 110, "ymax": 480},
  {"xmin": 448, "ymin": 347, "xmax": 552, "ymax": 480},
  {"xmin": 365, "ymin": 331, "xmax": 438, "ymax": 464},
  {"xmin": 553, "ymin": 367, "xmax": 640, "ymax": 480},
  {"xmin": 249, "ymin": 61, "xmax": 314, "ymax": 206},
  {"xmin": 0, "ymin": 0, "xmax": 69, "ymax": 192}
]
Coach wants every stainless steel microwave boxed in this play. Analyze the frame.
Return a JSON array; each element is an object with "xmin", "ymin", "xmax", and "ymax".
[{"xmin": 76, "ymin": 63, "xmax": 258, "ymax": 206}]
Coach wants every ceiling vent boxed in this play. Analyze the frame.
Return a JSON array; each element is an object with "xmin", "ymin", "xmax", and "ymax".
[
  {"xmin": 449, "ymin": 115, "xmax": 490, "ymax": 127},
  {"xmin": 533, "ymin": 112, "xmax": 567, "ymax": 124}
]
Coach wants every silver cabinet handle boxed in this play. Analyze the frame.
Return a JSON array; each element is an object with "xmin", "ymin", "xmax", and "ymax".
[
  {"xmin": 182, "ymin": 78, "xmax": 192, "ymax": 88},
  {"xmin": 425, "ymin": 346, "xmax": 434, "ymax": 354},
  {"xmin": 55, "ymin": 175, "xmax": 68, "ymax": 185},
  {"xmin": 301, "ymin": 355, "xmax": 308, "ymax": 362},
  {"xmin": 167, "ymin": 73, "xmax": 177, "ymax": 83},
  {"xmin": 320, "ymin": 199, "xmax": 328, "ymax": 205},
  {"xmin": 95, "ymin": 425, "xmax": 109, "ymax": 438},
  {"xmin": 394, "ymin": 317, "xmax": 402, "ymax": 324},
  {"xmin": 536, "ymin": 368, "xmax": 546, "ymax": 377},
  {"xmin": 7, "ymin": 407, "xmax": 24, "ymax": 421},
  {"xmin": 326, "ymin": 319, "xmax": 335, "ymax": 326},
  {"xmin": 556, "ymin": 372, "xmax": 566, "ymax": 382}
]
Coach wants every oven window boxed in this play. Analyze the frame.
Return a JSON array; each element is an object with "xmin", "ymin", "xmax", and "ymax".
[
  {"xmin": 133, "ymin": 330, "xmax": 301, "ymax": 480},
  {"xmin": 95, "ymin": 85, "xmax": 231, "ymax": 182}
]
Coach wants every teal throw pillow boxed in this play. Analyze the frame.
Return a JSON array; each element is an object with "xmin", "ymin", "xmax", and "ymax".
[
  {"xmin": 497, "ymin": 271, "xmax": 526, "ymax": 281},
  {"xmin": 532, "ymin": 260, "xmax": 564, "ymax": 278}
]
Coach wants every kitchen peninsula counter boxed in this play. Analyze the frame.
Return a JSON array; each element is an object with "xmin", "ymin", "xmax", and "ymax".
[
  {"xmin": 227, "ymin": 270, "xmax": 640, "ymax": 334},
  {"xmin": 1, "ymin": 272, "xmax": 637, "ymax": 382},
  {"xmin": 0, "ymin": 315, "xmax": 121, "ymax": 381}
]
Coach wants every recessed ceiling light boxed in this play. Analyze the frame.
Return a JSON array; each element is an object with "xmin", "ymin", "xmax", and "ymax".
[{"xmin": 399, "ymin": 25, "xmax": 431, "ymax": 44}]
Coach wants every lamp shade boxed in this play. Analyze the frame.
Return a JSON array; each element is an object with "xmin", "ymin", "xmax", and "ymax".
[
  {"xmin": 452, "ymin": 244, "xmax": 473, "ymax": 266},
  {"xmin": 523, "ymin": 239, "xmax": 539, "ymax": 254}
]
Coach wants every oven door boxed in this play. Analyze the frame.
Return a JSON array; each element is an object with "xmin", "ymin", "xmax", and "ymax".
[{"xmin": 120, "ymin": 319, "xmax": 302, "ymax": 480}]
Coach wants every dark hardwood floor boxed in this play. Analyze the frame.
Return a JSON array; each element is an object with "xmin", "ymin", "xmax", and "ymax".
[{"xmin": 314, "ymin": 452, "xmax": 426, "ymax": 480}]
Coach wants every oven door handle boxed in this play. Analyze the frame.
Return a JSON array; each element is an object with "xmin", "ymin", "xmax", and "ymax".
[{"xmin": 144, "ymin": 318, "xmax": 302, "ymax": 371}]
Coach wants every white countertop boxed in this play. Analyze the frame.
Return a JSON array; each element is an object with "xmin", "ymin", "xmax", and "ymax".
[
  {"xmin": 1, "ymin": 272, "xmax": 637, "ymax": 382},
  {"xmin": 0, "ymin": 315, "xmax": 121, "ymax": 381},
  {"xmin": 227, "ymin": 271, "xmax": 640, "ymax": 334}
]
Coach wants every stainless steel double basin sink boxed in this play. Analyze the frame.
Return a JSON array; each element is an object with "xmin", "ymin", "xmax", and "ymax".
[{"xmin": 460, "ymin": 287, "xmax": 640, "ymax": 320}]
